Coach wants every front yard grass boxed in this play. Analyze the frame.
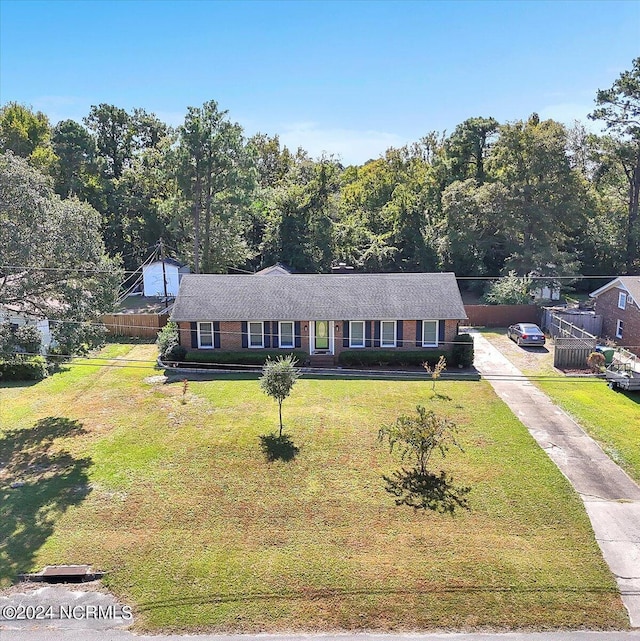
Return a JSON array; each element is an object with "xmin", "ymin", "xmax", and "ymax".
[
  {"xmin": 480, "ymin": 329, "xmax": 640, "ymax": 484},
  {"xmin": 0, "ymin": 344, "xmax": 628, "ymax": 631}
]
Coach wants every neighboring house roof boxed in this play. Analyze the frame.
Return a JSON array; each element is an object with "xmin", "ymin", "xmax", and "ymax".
[
  {"xmin": 0, "ymin": 303, "xmax": 45, "ymax": 318},
  {"xmin": 255, "ymin": 263, "xmax": 294, "ymax": 276},
  {"xmin": 590, "ymin": 277, "xmax": 640, "ymax": 308},
  {"xmin": 171, "ymin": 272, "xmax": 467, "ymax": 322}
]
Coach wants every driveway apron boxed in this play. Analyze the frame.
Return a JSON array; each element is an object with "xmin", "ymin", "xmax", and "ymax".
[{"xmin": 471, "ymin": 331, "xmax": 640, "ymax": 627}]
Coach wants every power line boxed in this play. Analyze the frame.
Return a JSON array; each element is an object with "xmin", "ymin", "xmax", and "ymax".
[
  {"xmin": 6, "ymin": 352, "xmax": 628, "ymax": 382},
  {"xmin": 0, "ymin": 264, "xmax": 634, "ymax": 280}
]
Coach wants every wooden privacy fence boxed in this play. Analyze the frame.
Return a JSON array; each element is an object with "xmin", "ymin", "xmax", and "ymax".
[
  {"xmin": 464, "ymin": 304, "xmax": 540, "ymax": 328},
  {"xmin": 550, "ymin": 313, "xmax": 597, "ymax": 369},
  {"xmin": 554, "ymin": 337, "xmax": 597, "ymax": 369},
  {"xmin": 101, "ymin": 313, "xmax": 169, "ymax": 338},
  {"xmin": 542, "ymin": 308, "xmax": 602, "ymax": 338}
]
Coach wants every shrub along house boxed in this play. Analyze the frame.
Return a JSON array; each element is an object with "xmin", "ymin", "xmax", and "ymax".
[
  {"xmin": 590, "ymin": 276, "xmax": 640, "ymax": 356},
  {"xmin": 170, "ymin": 271, "xmax": 468, "ymax": 366}
]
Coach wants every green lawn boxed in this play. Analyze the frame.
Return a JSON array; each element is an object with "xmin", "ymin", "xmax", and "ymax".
[
  {"xmin": 480, "ymin": 329, "xmax": 640, "ymax": 483},
  {"xmin": 0, "ymin": 344, "xmax": 628, "ymax": 631}
]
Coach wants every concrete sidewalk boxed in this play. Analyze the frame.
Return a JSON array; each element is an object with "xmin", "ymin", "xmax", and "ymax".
[
  {"xmin": 471, "ymin": 331, "xmax": 640, "ymax": 627},
  {"xmin": 4, "ymin": 631, "xmax": 640, "ymax": 641}
]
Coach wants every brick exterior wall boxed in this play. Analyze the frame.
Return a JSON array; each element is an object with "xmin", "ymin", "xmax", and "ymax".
[
  {"xmin": 594, "ymin": 287, "xmax": 640, "ymax": 356},
  {"xmin": 178, "ymin": 319, "xmax": 460, "ymax": 359}
]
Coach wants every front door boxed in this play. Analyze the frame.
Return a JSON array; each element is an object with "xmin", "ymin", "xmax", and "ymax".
[{"xmin": 314, "ymin": 320, "xmax": 329, "ymax": 351}]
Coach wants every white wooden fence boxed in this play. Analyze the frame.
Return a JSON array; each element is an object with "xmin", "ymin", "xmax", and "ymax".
[{"xmin": 551, "ymin": 314, "xmax": 597, "ymax": 369}]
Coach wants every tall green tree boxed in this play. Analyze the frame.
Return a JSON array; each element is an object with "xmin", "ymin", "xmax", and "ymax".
[
  {"xmin": 0, "ymin": 153, "xmax": 122, "ymax": 353},
  {"xmin": 84, "ymin": 104, "xmax": 134, "ymax": 179},
  {"xmin": 261, "ymin": 156, "xmax": 340, "ymax": 272},
  {"xmin": 0, "ymin": 102, "xmax": 57, "ymax": 171},
  {"xmin": 445, "ymin": 116, "xmax": 499, "ymax": 185},
  {"xmin": 177, "ymin": 100, "xmax": 256, "ymax": 273},
  {"xmin": 485, "ymin": 115, "xmax": 588, "ymax": 282},
  {"xmin": 51, "ymin": 119, "xmax": 99, "ymax": 199},
  {"xmin": 589, "ymin": 58, "xmax": 640, "ymax": 273}
]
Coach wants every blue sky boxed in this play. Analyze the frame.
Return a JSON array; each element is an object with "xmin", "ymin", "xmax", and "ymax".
[{"xmin": 1, "ymin": 0, "xmax": 639, "ymax": 164}]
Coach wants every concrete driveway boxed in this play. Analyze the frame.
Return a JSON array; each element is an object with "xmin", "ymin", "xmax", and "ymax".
[{"xmin": 471, "ymin": 331, "xmax": 640, "ymax": 627}]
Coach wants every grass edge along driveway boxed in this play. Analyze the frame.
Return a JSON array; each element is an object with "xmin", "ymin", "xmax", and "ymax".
[
  {"xmin": 479, "ymin": 329, "xmax": 640, "ymax": 484},
  {"xmin": 0, "ymin": 343, "xmax": 629, "ymax": 632}
]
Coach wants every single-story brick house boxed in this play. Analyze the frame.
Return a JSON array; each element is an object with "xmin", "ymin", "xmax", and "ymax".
[
  {"xmin": 590, "ymin": 276, "xmax": 640, "ymax": 356},
  {"xmin": 170, "ymin": 271, "xmax": 467, "ymax": 365}
]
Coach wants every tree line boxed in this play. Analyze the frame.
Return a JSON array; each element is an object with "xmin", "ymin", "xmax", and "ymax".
[{"xmin": 2, "ymin": 58, "xmax": 639, "ymax": 298}]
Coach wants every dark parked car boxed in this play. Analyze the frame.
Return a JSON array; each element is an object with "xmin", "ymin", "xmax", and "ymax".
[{"xmin": 507, "ymin": 323, "xmax": 546, "ymax": 346}]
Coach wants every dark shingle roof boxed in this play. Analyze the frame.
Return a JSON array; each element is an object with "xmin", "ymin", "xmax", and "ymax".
[{"xmin": 171, "ymin": 272, "xmax": 467, "ymax": 322}]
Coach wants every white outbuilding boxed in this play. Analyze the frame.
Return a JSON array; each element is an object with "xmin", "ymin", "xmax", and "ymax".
[
  {"xmin": 0, "ymin": 305, "xmax": 55, "ymax": 354},
  {"xmin": 142, "ymin": 259, "xmax": 190, "ymax": 298}
]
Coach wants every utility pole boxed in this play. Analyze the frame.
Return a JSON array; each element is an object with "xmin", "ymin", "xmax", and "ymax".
[{"xmin": 159, "ymin": 239, "xmax": 169, "ymax": 306}]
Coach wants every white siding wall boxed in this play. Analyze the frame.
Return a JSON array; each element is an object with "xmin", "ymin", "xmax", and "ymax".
[
  {"xmin": 142, "ymin": 262, "xmax": 180, "ymax": 297},
  {"xmin": 0, "ymin": 308, "xmax": 53, "ymax": 353}
]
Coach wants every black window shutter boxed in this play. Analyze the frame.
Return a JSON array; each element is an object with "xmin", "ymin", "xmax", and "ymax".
[
  {"xmin": 416, "ymin": 320, "xmax": 422, "ymax": 347},
  {"xmin": 397, "ymin": 320, "xmax": 403, "ymax": 347},
  {"xmin": 190, "ymin": 322, "xmax": 198, "ymax": 348},
  {"xmin": 241, "ymin": 321, "xmax": 248, "ymax": 348},
  {"xmin": 213, "ymin": 322, "xmax": 221, "ymax": 349},
  {"xmin": 373, "ymin": 321, "xmax": 381, "ymax": 347},
  {"xmin": 264, "ymin": 321, "xmax": 271, "ymax": 348},
  {"xmin": 294, "ymin": 321, "xmax": 301, "ymax": 348},
  {"xmin": 365, "ymin": 321, "xmax": 372, "ymax": 347},
  {"xmin": 438, "ymin": 320, "xmax": 445, "ymax": 344},
  {"xmin": 343, "ymin": 321, "xmax": 349, "ymax": 348}
]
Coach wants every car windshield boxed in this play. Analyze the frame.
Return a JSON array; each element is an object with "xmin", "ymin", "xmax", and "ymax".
[{"xmin": 521, "ymin": 325, "xmax": 543, "ymax": 334}]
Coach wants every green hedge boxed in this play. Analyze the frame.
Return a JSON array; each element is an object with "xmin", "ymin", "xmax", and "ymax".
[
  {"xmin": 184, "ymin": 350, "xmax": 308, "ymax": 366},
  {"xmin": 338, "ymin": 349, "xmax": 449, "ymax": 367},
  {"xmin": 0, "ymin": 356, "xmax": 48, "ymax": 381},
  {"xmin": 451, "ymin": 333, "xmax": 474, "ymax": 368}
]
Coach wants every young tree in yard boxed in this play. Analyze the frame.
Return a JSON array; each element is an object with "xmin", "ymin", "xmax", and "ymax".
[
  {"xmin": 423, "ymin": 355, "xmax": 447, "ymax": 394},
  {"xmin": 259, "ymin": 355, "xmax": 300, "ymax": 437},
  {"xmin": 378, "ymin": 406, "xmax": 470, "ymax": 513}
]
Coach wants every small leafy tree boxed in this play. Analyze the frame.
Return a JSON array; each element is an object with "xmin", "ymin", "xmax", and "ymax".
[
  {"xmin": 0, "ymin": 322, "xmax": 17, "ymax": 357},
  {"xmin": 379, "ymin": 405, "xmax": 461, "ymax": 475},
  {"xmin": 0, "ymin": 322, "xmax": 42, "ymax": 356},
  {"xmin": 483, "ymin": 271, "xmax": 533, "ymax": 305},
  {"xmin": 156, "ymin": 322, "xmax": 186, "ymax": 362},
  {"xmin": 423, "ymin": 355, "xmax": 447, "ymax": 393},
  {"xmin": 259, "ymin": 355, "xmax": 300, "ymax": 436},
  {"xmin": 14, "ymin": 325, "xmax": 42, "ymax": 354},
  {"xmin": 378, "ymin": 405, "xmax": 470, "ymax": 513}
]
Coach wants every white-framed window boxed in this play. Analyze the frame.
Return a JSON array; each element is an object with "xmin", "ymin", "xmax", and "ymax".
[
  {"xmin": 422, "ymin": 320, "xmax": 439, "ymax": 347},
  {"xmin": 618, "ymin": 292, "xmax": 627, "ymax": 310},
  {"xmin": 349, "ymin": 321, "xmax": 365, "ymax": 348},
  {"xmin": 616, "ymin": 319, "xmax": 624, "ymax": 339},
  {"xmin": 279, "ymin": 321, "xmax": 295, "ymax": 348},
  {"xmin": 381, "ymin": 320, "xmax": 396, "ymax": 347},
  {"xmin": 248, "ymin": 321, "xmax": 264, "ymax": 348},
  {"xmin": 198, "ymin": 321, "xmax": 214, "ymax": 349}
]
